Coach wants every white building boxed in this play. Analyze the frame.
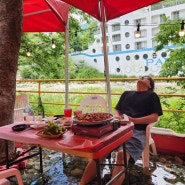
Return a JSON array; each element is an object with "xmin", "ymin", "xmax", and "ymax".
[{"xmin": 71, "ymin": 0, "xmax": 185, "ymax": 77}]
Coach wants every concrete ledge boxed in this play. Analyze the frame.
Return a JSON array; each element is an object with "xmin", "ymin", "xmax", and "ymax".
[{"xmin": 151, "ymin": 127, "xmax": 185, "ymax": 137}]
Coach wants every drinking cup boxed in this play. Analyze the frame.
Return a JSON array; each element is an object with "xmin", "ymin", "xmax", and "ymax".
[
  {"xmin": 34, "ymin": 116, "xmax": 42, "ymax": 121},
  {"xmin": 74, "ymin": 110, "xmax": 82, "ymax": 116},
  {"xmin": 64, "ymin": 108, "xmax": 72, "ymax": 117},
  {"xmin": 25, "ymin": 116, "xmax": 34, "ymax": 122}
]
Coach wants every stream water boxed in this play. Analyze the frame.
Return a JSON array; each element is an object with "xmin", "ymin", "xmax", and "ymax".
[{"xmin": 10, "ymin": 148, "xmax": 184, "ymax": 185}]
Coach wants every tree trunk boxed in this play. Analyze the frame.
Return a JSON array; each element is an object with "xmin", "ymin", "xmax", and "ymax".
[{"xmin": 0, "ymin": 0, "xmax": 22, "ymax": 161}]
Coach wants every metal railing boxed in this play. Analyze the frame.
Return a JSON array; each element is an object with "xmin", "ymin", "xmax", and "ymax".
[{"xmin": 16, "ymin": 77, "xmax": 185, "ymax": 115}]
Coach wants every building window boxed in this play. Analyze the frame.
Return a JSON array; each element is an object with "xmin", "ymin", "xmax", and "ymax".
[
  {"xmin": 161, "ymin": 52, "xmax": 167, "ymax": 57},
  {"xmin": 101, "ymin": 46, "xmax": 109, "ymax": 53},
  {"xmin": 136, "ymin": 42, "xmax": 142, "ymax": 49},
  {"xmin": 113, "ymin": 44, "xmax": 121, "ymax": 52},
  {"xmin": 116, "ymin": 68, "xmax": 120, "ymax": 72},
  {"xmin": 96, "ymin": 39, "xmax": 100, "ymax": 43},
  {"xmin": 112, "ymin": 34, "xmax": 121, "ymax": 42},
  {"xmin": 115, "ymin": 56, "xmax": 120, "ymax": 61},
  {"xmin": 112, "ymin": 24, "xmax": 120, "ymax": 32},
  {"xmin": 92, "ymin": 49, "xmax": 96, "ymax": 53},
  {"xmin": 126, "ymin": 55, "xmax": 130, "ymax": 61},
  {"xmin": 125, "ymin": 20, "xmax": 129, "ymax": 25},
  {"xmin": 160, "ymin": 14, "xmax": 165, "ymax": 23},
  {"xmin": 94, "ymin": 59, "xmax": 97, "ymax": 63},
  {"xmin": 101, "ymin": 36, "xmax": 109, "ymax": 43},
  {"xmin": 135, "ymin": 19, "xmax": 141, "ymax": 25},
  {"xmin": 152, "ymin": 28, "xmax": 158, "ymax": 37},
  {"xmin": 125, "ymin": 44, "xmax": 130, "ymax": 49},
  {"xmin": 143, "ymin": 54, "xmax": 148, "ymax": 59},
  {"xmin": 134, "ymin": 55, "xmax": 139, "ymax": 60},
  {"xmin": 152, "ymin": 40, "xmax": 157, "ymax": 47},
  {"xmin": 125, "ymin": 32, "xmax": 129, "ymax": 38},
  {"xmin": 153, "ymin": 52, "xmax": 157, "ymax": 59},
  {"xmin": 172, "ymin": 11, "xmax": 179, "ymax": 20},
  {"xmin": 105, "ymin": 25, "xmax": 108, "ymax": 33}
]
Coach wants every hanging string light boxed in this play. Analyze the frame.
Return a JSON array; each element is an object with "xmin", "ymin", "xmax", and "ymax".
[
  {"xmin": 179, "ymin": 20, "xmax": 185, "ymax": 37},
  {"xmin": 74, "ymin": 31, "xmax": 78, "ymax": 37},
  {"xmin": 51, "ymin": 39, "xmax": 56, "ymax": 49},
  {"xmin": 23, "ymin": 21, "xmax": 185, "ymax": 55},
  {"xmin": 26, "ymin": 47, "xmax": 31, "ymax": 57},
  {"xmin": 135, "ymin": 23, "xmax": 141, "ymax": 38}
]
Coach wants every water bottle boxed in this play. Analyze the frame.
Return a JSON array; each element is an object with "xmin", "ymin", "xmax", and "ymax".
[{"xmin": 23, "ymin": 103, "xmax": 29, "ymax": 120}]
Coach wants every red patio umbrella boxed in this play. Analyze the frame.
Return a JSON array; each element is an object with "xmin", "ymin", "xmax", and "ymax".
[
  {"xmin": 59, "ymin": 0, "xmax": 164, "ymax": 113},
  {"xmin": 23, "ymin": 0, "xmax": 69, "ymax": 32},
  {"xmin": 23, "ymin": 0, "xmax": 70, "ymax": 107}
]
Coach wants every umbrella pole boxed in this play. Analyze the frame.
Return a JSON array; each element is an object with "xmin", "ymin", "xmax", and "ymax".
[
  {"xmin": 99, "ymin": 1, "xmax": 112, "ymax": 113},
  {"xmin": 65, "ymin": 22, "xmax": 69, "ymax": 108}
]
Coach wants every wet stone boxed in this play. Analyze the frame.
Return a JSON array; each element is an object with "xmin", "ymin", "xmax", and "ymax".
[
  {"xmin": 158, "ymin": 155, "xmax": 167, "ymax": 163},
  {"xmin": 7, "ymin": 148, "xmax": 185, "ymax": 185},
  {"xmin": 174, "ymin": 156, "xmax": 184, "ymax": 165}
]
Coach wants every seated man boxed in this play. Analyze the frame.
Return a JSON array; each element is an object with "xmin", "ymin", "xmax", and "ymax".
[{"xmin": 79, "ymin": 76, "xmax": 163, "ymax": 185}]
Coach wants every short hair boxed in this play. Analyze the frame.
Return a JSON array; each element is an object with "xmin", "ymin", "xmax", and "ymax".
[{"xmin": 144, "ymin": 76, "xmax": 155, "ymax": 91}]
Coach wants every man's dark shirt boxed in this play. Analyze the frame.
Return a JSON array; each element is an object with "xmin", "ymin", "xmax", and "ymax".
[{"xmin": 115, "ymin": 91, "xmax": 163, "ymax": 130}]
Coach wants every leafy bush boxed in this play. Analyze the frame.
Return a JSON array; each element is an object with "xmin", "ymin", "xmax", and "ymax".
[
  {"xmin": 75, "ymin": 66, "xmax": 104, "ymax": 78},
  {"xmin": 20, "ymin": 66, "xmax": 37, "ymax": 79},
  {"xmin": 156, "ymin": 97, "xmax": 185, "ymax": 133}
]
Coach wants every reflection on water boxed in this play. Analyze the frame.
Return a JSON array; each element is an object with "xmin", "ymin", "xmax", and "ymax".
[{"xmin": 128, "ymin": 157, "xmax": 185, "ymax": 185}]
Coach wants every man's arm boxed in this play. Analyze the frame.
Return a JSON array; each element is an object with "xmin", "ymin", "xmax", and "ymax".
[{"xmin": 128, "ymin": 113, "xmax": 158, "ymax": 124}]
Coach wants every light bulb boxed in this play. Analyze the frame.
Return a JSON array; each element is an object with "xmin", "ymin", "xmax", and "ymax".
[
  {"xmin": 179, "ymin": 20, "xmax": 185, "ymax": 37},
  {"xmin": 26, "ymin": 48, "xmax": 31, "ymax": 56},
  {"xmin": 135, "ymin": 31, "xmax": 141, "ymax": 38},
  {"xmin": 135, "ymin": 23, "xmax": 141, "ymax": 38},
  {"xmin": 179, "ymin": 30, "xmax": 185, "ymax": 37},
  {"xmin": 51, "ymin": 39, "xmax": 56, "ymax": 49},
  {"xmin": 27, "ymin": 52, "xmax": 31, "ymax": 56},
  {"xmin": 51, "ymin": 44, "xmax": 56, "ymax": 49}
]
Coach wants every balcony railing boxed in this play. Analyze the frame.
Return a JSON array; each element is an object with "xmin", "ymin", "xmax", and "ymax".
[{"xmin": 16, "ymin": 77, "xmax": 185, "ymax": 115}]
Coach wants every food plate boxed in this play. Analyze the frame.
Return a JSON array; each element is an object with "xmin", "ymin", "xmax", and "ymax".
[
  {"xmin": 30, "ymin": 123, "xmax": 45, "ymax": 129},
  {"xmin": 12, "ymin": 124, "xmax": 28, "ymax": 131},
  {"xmin": 36, "ymin": 129, "xmax": 66, "ymax": 139},
  {"xmin": 42, "ymin": 117, "xmax": 57, "ymax": 122},
  {"xmin": 58, "ymin": 117, "xmax": 73, "ymax": 126},
  {"xmin": 73, "ymin": 112, "xmax": 113, "ymax": 125},
  {"xmin": 54, "ymin": 115, "xmax": 64, "ymax": 119}
]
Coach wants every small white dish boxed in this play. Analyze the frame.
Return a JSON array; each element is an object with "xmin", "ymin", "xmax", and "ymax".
[{"xmin": 29, "ymin": 121, "xmax": 45, "ymax": 129}]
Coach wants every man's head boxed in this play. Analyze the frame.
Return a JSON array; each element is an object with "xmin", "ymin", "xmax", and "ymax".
[{"xmin": 138, "ymin": 76, "xmax": 155, "ymax": 91}]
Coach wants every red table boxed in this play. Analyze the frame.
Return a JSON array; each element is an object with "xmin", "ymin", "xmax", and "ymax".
[{"xmin": 0, "ymin": 122, "xmax": 134, "ymax": 184}]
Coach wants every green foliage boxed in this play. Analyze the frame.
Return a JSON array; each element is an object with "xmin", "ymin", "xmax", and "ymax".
[
  {"xmin": 18, "ymin": 32, "xmax": 81, "ymax": 79},
  {"xmin": 75, "ymin": 66, "xmax": 104, "ymax": 78},
  {"xmin": 154, "ymin": 16, "xmax": 185, "ymax": 87},
  {"xmin": 19, "ymin": 8, "xmax": 94, "ymax": 80},
  {"xmin": 154, "ymin": 17, "xmax": 183, "ymax": 51},
  {"xmin": 109, "ymin": 74, "xmax": 127, "ymax": 78},
  {"xmin": 156, "ymin": 97, "xmax": 185, "ymax": 133},
  {"xmin": 20, "ymin": 66, "xmax": 34, "ymax": 79},
  {"xmin": 69, "ymin": 21, "xmax": 97, "ymax": 52}
]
